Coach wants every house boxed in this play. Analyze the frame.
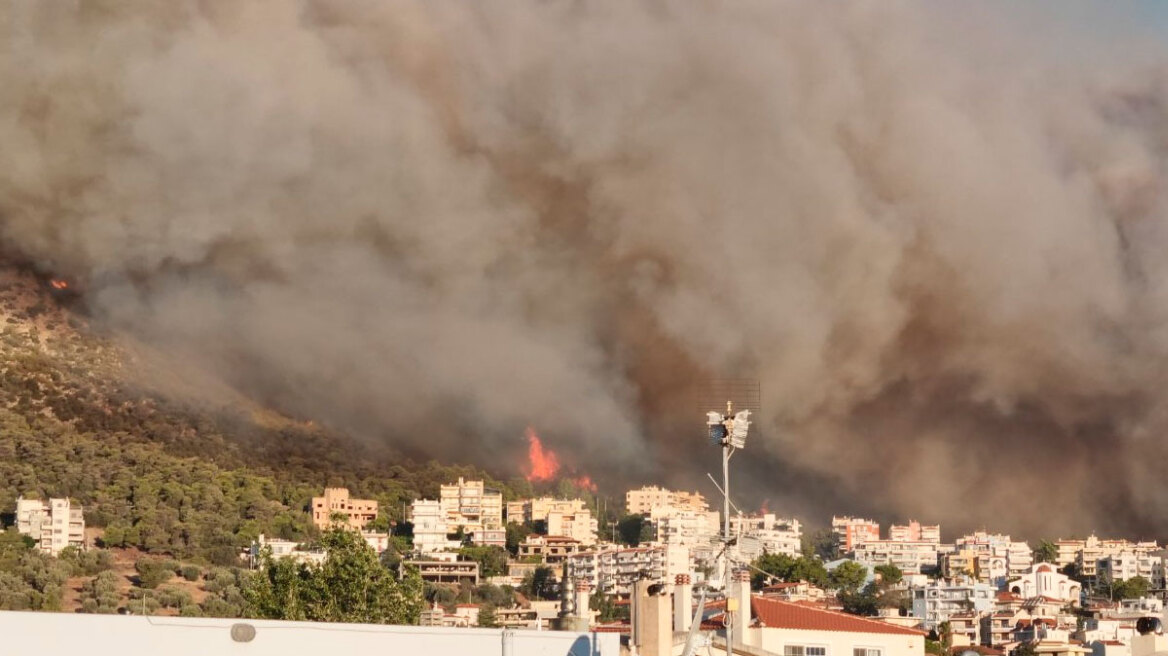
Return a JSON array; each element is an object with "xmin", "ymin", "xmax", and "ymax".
[
  {"xmin": 15, "ymin": 497, "xmax": 85, "ymax": 556},
  {"xmin": 311, "ymin": 488, "xmax": 377, "ymax": 530}
]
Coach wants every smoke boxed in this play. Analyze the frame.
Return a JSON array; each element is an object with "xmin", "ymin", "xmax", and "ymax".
[{"xmin": 1, "ymin": 1, "xmax": 1167, "ymax": 536}]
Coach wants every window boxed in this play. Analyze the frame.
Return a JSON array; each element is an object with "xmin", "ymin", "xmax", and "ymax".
[
  {"xmin": 854, "ymin": 649, "xmax": 882, "ymax": 656},
  {"xmin": 784, "ymin": 647, "xmax": 826, "ymax": 656}
]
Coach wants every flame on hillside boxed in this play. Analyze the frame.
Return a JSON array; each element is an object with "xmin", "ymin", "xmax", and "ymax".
[
  {"xmin": 49, "ymin": 279, "xmax": 68, "ymax": 290},
  {"xmin": 523, "ymin": 427, "xmax": 597, "ymax": 492}
]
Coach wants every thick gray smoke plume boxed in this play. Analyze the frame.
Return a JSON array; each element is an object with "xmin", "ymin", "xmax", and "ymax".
[{"xmin": 1, "ymin": 1, "xmax": 1167, "ymax": 536}]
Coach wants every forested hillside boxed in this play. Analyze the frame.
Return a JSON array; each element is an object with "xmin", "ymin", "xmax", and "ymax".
[{"xmin": 0, "ymin": 268, "xmax": 533, "ymax": 564}]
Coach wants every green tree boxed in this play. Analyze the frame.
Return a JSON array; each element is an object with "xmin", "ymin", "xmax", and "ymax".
[
  {"xmin": 520, "ymin": 566, "xmax": 557, "ymax": 601},
  {"xmin": 803, "ymin": 529, "xmax": 837, "ymax": 560},
  {"xmin": 617, "ymin": 515, "xmax": 650, "ymax": 546},
  {"xmin": 1110, "ymin": 576, "xmax": 1150, "ymax": 600},
  {"xmin": 750, "ymin": 554, "xmax": 829, "ymax": 589},
  {"xmin": 477, "ymin": 603, "xmax": 498, "ymax": 627},
  {"xmin": 505, "ymin": 523, "xmax": 531, "ymax": 557},
  {"xmin": 828, "ymin": 561, "xmax": 867, "ymax": 593},
  {"xmin": 838, "ymin": 582, "xmax": 879, "ymax": 616},
  {"xmin": 1034, "ymin": 540, "xmax": 1058, "ymax": 564},
  {"xmin": 459, "ymin": 546, "xmax": 509, "ymax": 578},
  {"xmin": 1013, "ymin": 642, "xmax": 1038, "ymax": 656},
  {"xmin": 244, "ymin": 527, "xmax": 423, "ymax": 624},
  {"xmin": 873, "ymin": 564, "xmax": 902, "ymax": 585}
]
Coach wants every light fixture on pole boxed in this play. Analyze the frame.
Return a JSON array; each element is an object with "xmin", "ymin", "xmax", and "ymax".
[{"xmin": 706, "ymin": 400, "xmax": 751, "ymax": 588}]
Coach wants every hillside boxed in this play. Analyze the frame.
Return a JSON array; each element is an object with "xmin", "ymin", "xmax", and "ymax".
[{"xmin": 0, "ymin": 266, "xmax": 531, "ymax": 564}]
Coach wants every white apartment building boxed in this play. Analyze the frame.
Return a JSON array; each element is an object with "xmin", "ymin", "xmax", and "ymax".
[
  {"xmin": 409, "ymin": 499, "xmax": 460, "ymax": 554},
  {"xmin": 890, "ymin": 520, "xmax": 941, "ymax": 543},
  {"xmin": 729, "ymin": 514, "xmax": 802, "ymax": 558},
  {"xmin": 439, "ymin": 478, "xmax": 504, "ymax": 544},
  {"xmin": 624, "ymin": 486, "xmax": 708, "ymax": 516},
  {"xmin": 1098, "ymin": 550, "xmax": 1161, "ymax": 586},
  {"xmin": 954, "ymin": 531, "xmax": 1033, "ymax": 585},
  {"xmin": 249, "ymin": 534, "xmax": 326, "ymax": 566},
  {"xmin": 852, "ymin": 539, "xmax": 945, "ymax": 574},
  {"xmin": 650, "ymin": 508, "xmax": 720, "ymax": 551},
  {"xmin": 910, "ymin": 581, "xmax": 996, "ymax": 631},
  {"xmin": 1057, "ymin": 535, "xmax": 1160, "ymax": 580},
  {"xmin": 832, "ymin": 516, "xmax": 880, "ymax": 552},
  {"xmin": 567, "ymin": 544, "xmax": 691, "ymax": 595},
  {"xmin": 16, "ymin": 497, "xmax": 84, "ymax": 556}
]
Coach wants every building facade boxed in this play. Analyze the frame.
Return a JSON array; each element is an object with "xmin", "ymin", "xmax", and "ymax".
[
  {"xmin": 15, "ymin": 497, "xmax": 84, "ymax": 556},
  {"xmin": 911, "ymin": 581, "xmax": 996, "ymax": 631},
  {"xmin": 832, "ymin": 516, "xmax": 881, "ymax": 552},
  {"xmin": 729, "ymin": 514, "xmax": 802, "ymax": 558},
  {"xmin": 624, "ymin": 486, "xmax": 708, "ymax": 516},
  {"xmin": 889, "ymin": 520, "xmax": 941, "ymax": 543},
  {"xmin": 439, "ymin": 478, "xmax": 504, "ymax": 538},
  {"xmin": 311, "ymin": 488, "xmax": 378, "ymax": 530}
]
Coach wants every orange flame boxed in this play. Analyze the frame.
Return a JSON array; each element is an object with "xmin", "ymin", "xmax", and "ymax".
[
  {"xmin": 525, "ymin": 427, "xmax": 560, "ymax": 481},
  {"xmin": 49, "ymin": 279, "xmax": 68, "ymax": 290},
  {"xmin": 573, "ymin": 475, "xmax": 598, "ymax": 493}
]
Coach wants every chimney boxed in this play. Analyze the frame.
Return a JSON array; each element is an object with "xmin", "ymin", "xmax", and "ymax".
[
  {"xmin": 728, "ymin": 568, "xmax": 752, "ymax": 647},
  {"xmin": 575, "ymin": 579, "xmax": 592, "ymax": 626},
  {"xmin": 673, "ymin": 574, "xmax": 693, "ymax": 633},
  {"xmin": 632, "ymin": 579, "xmax": 671, "ymax": 656}
]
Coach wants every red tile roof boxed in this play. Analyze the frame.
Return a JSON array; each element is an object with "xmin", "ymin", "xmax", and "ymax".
[{"xmin": 750, "ymin": 596, "xmax": 926, "ymax": 636}]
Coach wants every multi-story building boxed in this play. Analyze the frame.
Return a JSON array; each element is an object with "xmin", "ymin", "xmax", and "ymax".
[
  {"xmin": 311, "ymin": 488, "xmax": 378, "ymax": 530},
  {"xmin": 567, "ymin": 544, "xmax": 691, "ymax": 595},
  {"xmin": 729, "ymin": 514, "xmax": 802, "ymax": 558},
  {"xmin": 625, "ymin": 486, "xmax": 708, "ymax": 516},
  {"xmin": 439, "ymin": 478, "xmax": 504, "ymax": 537},
  {"xmin": 518, "ymin": 535, "xmax": 583, "ymax": 564},
  {"xmin": 832, "ymin": 516, "xmax": 880, "ymax": 552},
  {"xmin": 1058, "ymin": 535, "xmax": 1159, "ymax": 581},
  {"xmin": 546, "ymin": 509, "xmax": 598, "ymax": 545},
  {"xmin": 853, "ymin": 539, "xmax": 945, "ymax": 574},
  {"xmin": 409, "ymin": 499, "xmax": 459, "ymax": 554},
  {"xmin": 16, "ymin": 497, "xmax": 84, "ymax": 556},
  {"xmin": 650, "ymin": 508, "xmax": 720, "ymax": 550},
  {"xmin": 954, "ymin": 532, "xmax": 1033, "ymax": 585},
  {"xmin": 506, "ymin": 497, "xmax": 586, "ymax": 524},
  {"xmin": 1098, "ymin": 550, "xmax": 1161, "ymax": 586},
  {"xmin": 249, "ymin": 534, "xmax": 326, "ymax": 566},
  {"xmin": 911, "ymin": 581, "xmax": 996, "ymax": 631},
  {"xmin": 890, "ymin": 520, "xmax": 941, "ymax": 543}
]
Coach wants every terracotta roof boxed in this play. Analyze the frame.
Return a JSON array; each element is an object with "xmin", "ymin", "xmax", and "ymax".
[{"xmin": 750, "ymin": 596, "xmax": 926, "ymax": 636}]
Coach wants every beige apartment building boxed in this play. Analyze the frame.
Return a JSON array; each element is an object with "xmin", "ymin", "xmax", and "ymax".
[
  {"xmin": 311, "ymin": 488, "xmax": 378, "ymax": 530},
  {"xmin": 506, "ymin": 497, "xmax": 586, "ymax": 524},
  {"xmin": 625, "ymin": 485, "xmax": 708, "ymax": 516},
  {"xmin": 16, "ymin": 497, "xmax": 84, "ymax": 556},
  {"xmin": 439, "ymin": 478, "xmax": 503, "ymax": 535}
]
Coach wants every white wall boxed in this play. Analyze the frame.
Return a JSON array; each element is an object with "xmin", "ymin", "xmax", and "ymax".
[
  {"xmin": 0, "ymin": 611, "xmax": 619, "ymax": 656},
  {"xmin": 755, "ymin": 626, "xmax": 925, "ymax": 656}
]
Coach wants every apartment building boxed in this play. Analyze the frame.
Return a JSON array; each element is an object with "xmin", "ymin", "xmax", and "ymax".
[
  {"xmin": 16, "ymin": 497, "xmax": 84, "ymax": 556},
  {"xmin": 625, "ymin": 486, "xmax": 708, "ymax": 516},
  {"xmin": 729, "ymin": 514, "xmax": 802, "ymax": 558},
  {"xmin": 567, "ymin": 544, "xmax": 691, "ymax": 595},
  {"xmin": 911, "ymin": 581, "xmax": 996, "ymax": 631},
  {"xmin": 953, "ymin": 532, "xmax": 1033, "ymax": 585},
  {"xmin": 1098, "ymin": 550, "xmax": 1162, "ymax": 586},
  {"xmin": 506, "ymin": 497, "xmax": 586, "ymax": 524},
  {"xmin": 831, "ymin": 516, "xmax": 880, "ymax": 552},
  {"xmin": 1057, "ymin": 535, "xmax": 1159, "ymax": 580},
  {"xmin": 853, "ymin": 539, "xmax": 946, "ymax": 574},
  {"xmin": 890, "ymin": 520, "xmax": 941, "ymax": 543},
  {"xmin": 546, "ymin": 509, "xmax": 598, "ymax": 545},
  {"xmin": 409, "ymin": 499, "xmax": 459, "ymax": 554},
  {"xmin": 518, "ymin": 535, "xmax": 583, "ymax": 564},
  {"xmin": 650, "ymin": 507, "xmax": 721, "ymax": 550},
  {"xmin": 311, "ymin": 488, "xmax": 378, "ymax": 530},
  {"xmin": 439, "ymin": 478, "xmax": 504, "ymax": 536}
]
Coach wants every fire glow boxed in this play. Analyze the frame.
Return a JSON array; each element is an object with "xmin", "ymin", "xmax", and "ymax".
[
  {"xmin": 49, "ymin": 279, "xmax": 68, "ymax": 290},
  {"xmin": 523, "ymin": 427, "xmax": 598, "ymax": 492}
]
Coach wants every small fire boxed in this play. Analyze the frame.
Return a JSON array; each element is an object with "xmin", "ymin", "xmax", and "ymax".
[
  {"xmin": 49, "ymin": 279, "xmax": 69, "ymax": 290},
  {"xmin": 523, "ymin": 427, "xmax": 598, "ymax": 492},
  {"xmin": 573, "ymin": 475, "xmax": 598, "ymax": 493},
  {"xmin": 525, "ymin": 427, "xmax": 560, "ymax": 481}
]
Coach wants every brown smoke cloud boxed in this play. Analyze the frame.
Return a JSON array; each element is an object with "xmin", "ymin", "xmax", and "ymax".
[{"xmin": 1, "ymin": 1, "xmax": 1167, "ymax": 537}]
